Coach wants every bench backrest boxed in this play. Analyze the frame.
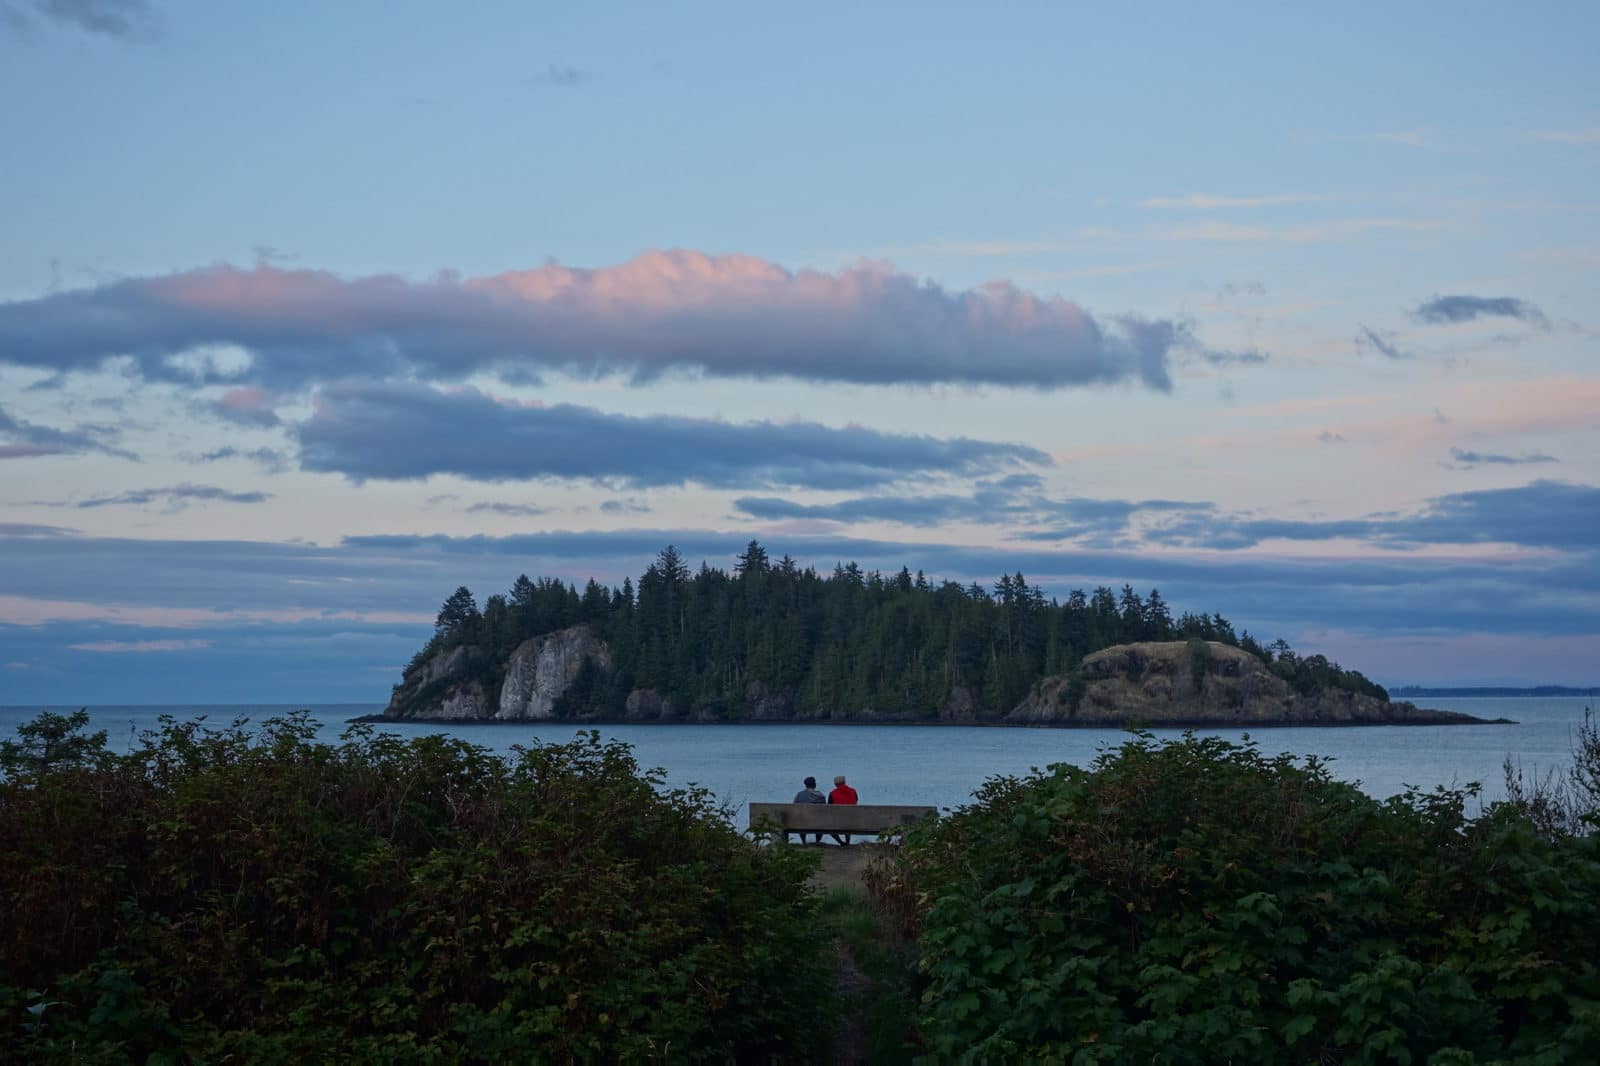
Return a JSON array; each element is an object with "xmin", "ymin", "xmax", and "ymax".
[{"xmin": 748, "ymin": 802, "xmax": 937, "ymax": 833}]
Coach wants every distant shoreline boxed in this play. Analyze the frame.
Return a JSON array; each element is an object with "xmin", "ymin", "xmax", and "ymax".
[
  {"xmin": 350, "ymin": 714, "xmax": 1516, "ymax": 729},
  {"xmin": 1389, "ymin": 686, "xmax": 1597, "ymax": 699}
]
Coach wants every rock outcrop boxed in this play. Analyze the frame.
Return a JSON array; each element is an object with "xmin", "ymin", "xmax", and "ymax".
[
  {"xmin": 497, "ymin": 627, "xmax": 612, "ymax": 719},
  {"xmin": 1007, "ymin": 641, "xmax": 1495, "ymax": 726},
  {"xmin": 383, "ymin": 624, "xmax": 610, "ymax": 722},
  {"xmin": 377, "ymin": 634, "xmax": 1503, "ymax": 726}
]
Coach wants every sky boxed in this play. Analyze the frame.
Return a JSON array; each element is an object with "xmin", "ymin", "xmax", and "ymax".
[{"xmin": 1, "ymin": 0, "xmax": 1597, "ymax": 702}]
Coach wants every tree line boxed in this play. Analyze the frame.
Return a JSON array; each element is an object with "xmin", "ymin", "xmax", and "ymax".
[{"xmin": 409, "ymin": 540, "xmax": 1387, "ymax": 718}]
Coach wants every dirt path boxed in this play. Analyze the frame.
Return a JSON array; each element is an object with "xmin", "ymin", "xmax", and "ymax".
[
  {"xmin": 802, "ymin": 841, "xmax": 890, "ymax": 893},
  {"xmin": 831, "ymin": 941, "xmax": 873, "ymax": 1064},
  {"xmin": 795, "ymin": 844, "xmax": 893, "ymax": 1063}
]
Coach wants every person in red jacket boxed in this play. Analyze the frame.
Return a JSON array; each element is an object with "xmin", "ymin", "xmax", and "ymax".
[{"xmin": 828, "ymin": 775, "xmax": 858, "ymax": 845}]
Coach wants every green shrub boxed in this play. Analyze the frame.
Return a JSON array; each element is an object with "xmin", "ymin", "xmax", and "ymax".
[
  {"xmin": 1505, "ymin": 706, "xmax": 1600, "ymax": 839},
  {"xmin": 887, "ymin": 733, "xmax": 1600, "ymax": 1063},
  {"xmin": 0, "ymin": 713, "xmax": 832, "ymax": 1062}
]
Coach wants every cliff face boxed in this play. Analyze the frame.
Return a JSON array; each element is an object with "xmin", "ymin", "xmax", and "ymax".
[
  {"xmin": 1008, "ymin": 641, "xmax": 1487, "ymax": 726},
  {"xmin": 382, "ymin": 634, "xmax": 1498, "ymax": 726},
  {"xmin": 384, "ymin": 625, "xmax": 611, "ymax": 721},
  {"xmin": 497, "ymin": 627, "xmax": 613, "ymax": 719}
]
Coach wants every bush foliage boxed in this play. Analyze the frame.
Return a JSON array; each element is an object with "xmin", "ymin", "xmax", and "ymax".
[
  {"xmin": 888, "ymin": 733, "xmax": 1600, "ymax": 1064},
  {"xmin": 0, "ymin": 712, "xmax": 832, "ymax": 1063}
]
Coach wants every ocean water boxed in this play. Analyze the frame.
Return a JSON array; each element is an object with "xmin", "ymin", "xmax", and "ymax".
[{"xmin": 1, "ymin": 698, "xmax": 1592, "ymax": 823}]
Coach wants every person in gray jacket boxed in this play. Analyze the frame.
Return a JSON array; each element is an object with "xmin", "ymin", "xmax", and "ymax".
[{"xmin": 791, "ymin": 776, "xmax": 825, "ymax": 843}]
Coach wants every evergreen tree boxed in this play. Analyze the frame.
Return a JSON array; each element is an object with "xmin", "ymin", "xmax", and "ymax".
[{"xmin": 435, "ymin": 586, "xmax": 480, "ymax": 641}]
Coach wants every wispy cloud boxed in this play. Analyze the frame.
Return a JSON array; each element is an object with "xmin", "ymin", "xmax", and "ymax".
[
  {"xmin": 1144, "ymin": 480, "xmax": 1599, "ymax": 553},
  {"xmin": 1354, "ymin": 324, "xmax": 1410, "ymax": 360},
  {"xmin": 1411, "ymin": 294, "xmax": 1548, "ymax": 327},
  {"xmin": 4, "ymin": 0, "xmax": 163, "ymax": 40},
  {"xmin": 0, "ymin": 250, "xmax": 1184, "ymax": 392},
  {"xmin": 295, "ymin": 382, "xmax": 1050, "ymax": 490},
  {"xmin": 191, "ymin": 446, "xmax": 290, "ymax": 473},
  {"xmin": 528, "ymin": 63, "xmax": 590, "ymax": 88},
  {"xmin": 1192, "ymin": 348, "xmax": 1270, "ymax": 368},
  {"xmin": 0, "ymin": 522, "xmax": 78, "ymax": 537},
  {"xmin": 1139, "ymin": 193, "xmax": 1331, "ymax": 209},
  {"xmin": 67, "ymin": 638, "xmax": 211, "ymax": 653},
  {"xmin": 1448, "ymin": 447, "xmax": 1557, "ymax": 466},
  {"xmin": 202, "ymin": 386, "xmax": 281, "ymax": 427},
  {"xmin": 734, "ymin": 484, "xmax": 1210, "ymax": 539},
  {"xmin": 0, "ymin": 404, "xmax": 134, "ymax": 460},
  {"xmin": 75, "ymin": 484, "xmax": 271, "ymax": 509},
  {"xmin": 465, "ymin": 502, "xmax": 547, "ymax": 517}
]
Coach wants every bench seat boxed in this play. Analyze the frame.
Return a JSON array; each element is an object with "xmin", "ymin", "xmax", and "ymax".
[{"xmin": 748, "ymin": 802, "xmax": 937, "ymax": 840}]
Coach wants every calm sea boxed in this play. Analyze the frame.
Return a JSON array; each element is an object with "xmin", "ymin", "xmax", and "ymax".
[{"xmin": 2, "ymin": 698, "xmax": 1592, "ymax": 821}]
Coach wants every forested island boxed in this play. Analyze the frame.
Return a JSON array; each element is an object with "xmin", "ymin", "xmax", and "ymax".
[{"xmin": 375, "ymin": 542, "xmax": 1502, "ymax": 727}]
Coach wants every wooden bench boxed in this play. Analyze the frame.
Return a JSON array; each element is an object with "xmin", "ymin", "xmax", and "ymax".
[{"xmin": 748, "ymin": 802, "xmax": 937, "ymax": 843}]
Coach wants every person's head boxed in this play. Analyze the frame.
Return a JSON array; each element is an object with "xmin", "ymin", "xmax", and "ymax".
[
  {"xmin": 834, "ymin": 775, "xmax": 846, "ymax": 786},
  {"xmin": 803, "ymin": 776, "xmax": 816, "ymax": 789}
]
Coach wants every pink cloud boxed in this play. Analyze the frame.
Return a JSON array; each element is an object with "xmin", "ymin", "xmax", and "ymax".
[
  {"xmin": 206, "ymin": 385, "xmax": 280, "ymax": 427},
  {"xmin": 0, "ymin": 250, "xmax": 1186, "ymax": 391}
]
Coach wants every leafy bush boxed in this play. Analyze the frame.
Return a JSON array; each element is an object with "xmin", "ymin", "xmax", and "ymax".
[
  {"xmin": 0, "ymin": 713, "xmax": 832, "ymax": 1062},
  {"xmin": 1505, "ymin": 706, "xmax": 1600, "ymax": 839},
  {"xmin": 887, "ymin": 733, "xmax": 1600, "ymax": 1063}
]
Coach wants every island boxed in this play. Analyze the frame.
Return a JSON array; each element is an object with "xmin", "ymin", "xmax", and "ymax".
[{"xmin": 364, "ymin": 542, "xmax": 1510, "ymax": 727}]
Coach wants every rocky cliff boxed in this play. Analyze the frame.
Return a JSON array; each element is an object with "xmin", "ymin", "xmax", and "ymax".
[
  {"xmin": 1007, "ymin": 641, "xmax": 1498, "ymax": 726},
  {"xmin": 383, "ymin": 624, "xmax": 611, "ymax": 721},
  {"xmin": 497, "ymin": 627, "xmax": 612, "ymax": 719},
  {"xmin": 378, "ymin": 633, "xmax": 1503, "ymax": 726}
]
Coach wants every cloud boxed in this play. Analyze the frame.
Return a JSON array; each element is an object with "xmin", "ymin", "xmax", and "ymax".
[
  {"xmin": 67, "ymin": 638, "xmax": 211, "ymax": 653},
  {"xmin": 1139, "ymin": 193, "xmax": 1330, "ymax": 209},
  {"xmin": 1145, "ymin": 480, "xmax": 1600, "ymax": 553},
  {"xmin": 0, "ymin": 404, "xmax": 134, "ymax": 460},
  {"xmin": 203, "ymin": 386, "xmax": 280, "ymax": 427},
  {"xmin": 528, "ymin": 63, "xmax": 590, "ymax": 87},
  {"xmin": 1411, "ymin": 294, "xmax": 1548, "ymax": 327},
  {"xmin": 734, "ymin": 487, "xmax": 1210, "ymax": 538},
  {"xmin": 294, "ymin": 381, "xmax": 1050, "ymax": 489},
  {"xmin": 1317, "ymin": 432, "xmax": 1348, "ymax": 444},
  {"xmin": 0, "ymin": 522, "xmax": 78, "ymax": 537},
  {"xmin": 4, "ymin": 0, "xmax": 162, "ymax": 40},
  {"xmin": 0, "ymin": 250, "xmax": 1183, "ymax": 391},
  {"xmin": 75, "ymin": 483, "xmax": 271, "ymax": 509},
  {"xmin": 1449, "ymin": 447, "xmax": 1558, "ymax": 466},
  {"xmin": 191, "ymin": 445, "xmax": 289, "ymax": 473},
  {"xmin": 1355, "ymin": 324, "xmax": 1409, "ymax": 360},
  {"xmin": 600, "ymin": 498, "xmax": 650, "ymax": 514},
  {"xmin": 1194, "ymin": 348, "xmax": 1270, "ymax": 368},
  {"xmin": 465, "ymin": 502, "xmax": 547, "ymax": 517}
]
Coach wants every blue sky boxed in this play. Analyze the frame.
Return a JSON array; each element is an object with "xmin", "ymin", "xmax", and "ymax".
[{"xmin": 1, "ymin": 0, "xmax": 1597, "ymax": 701}]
